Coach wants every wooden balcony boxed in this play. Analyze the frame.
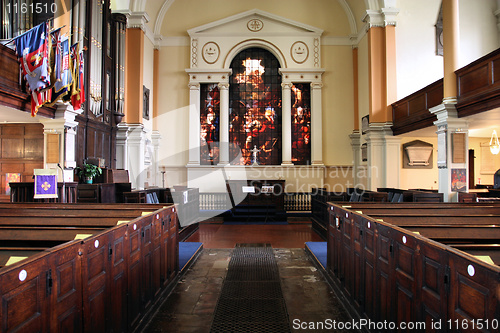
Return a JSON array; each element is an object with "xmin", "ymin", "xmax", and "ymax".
[
  {"xmin": 0, "ymin": 43, "xmax": 55, "ymax": 118},
  {"xmin": 391, "ymin": 79, "xmax": 442, "ymax": 135},
  {"xmin": 456, "ymin": 47, "xmax": 500, "ymax": 117}
]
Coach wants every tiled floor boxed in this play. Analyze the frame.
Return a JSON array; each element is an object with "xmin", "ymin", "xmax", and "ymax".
[{"xmin": 143, "ymin": 222, "xmax": 351, "ymax": 332}]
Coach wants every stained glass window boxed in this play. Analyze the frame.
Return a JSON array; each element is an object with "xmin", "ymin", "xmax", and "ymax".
[
  {"xmin": 291, "ymin": 83, "xmax": 311, "ymax": 165},
  {"xmin": 200, "ymin": 83, "xmax": 220, "ymax": 165},
  {"xmin": 229, "ymin": 48, "xmax": 282, "ymax": 165}
]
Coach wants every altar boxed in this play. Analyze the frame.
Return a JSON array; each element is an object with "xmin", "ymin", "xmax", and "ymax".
[{"xmin": 223, "ymin": 179, "xmax": 286, "ymax": 223}]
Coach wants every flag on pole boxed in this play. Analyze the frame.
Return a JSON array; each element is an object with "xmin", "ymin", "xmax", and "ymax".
[
  {"xmin": 12, "ymin": 22, "xmax": 51, "ymax": 116},
  {"xmin": 70, "ymin": 44, "xmax": 85, "ymax": 111},
  {"xmin": 34, "ymin": 169, "xmax": 58, "ymax": 199},
  {"xmin": 47, "ymin": 34, "xmax": 72, "ymax": 106}
]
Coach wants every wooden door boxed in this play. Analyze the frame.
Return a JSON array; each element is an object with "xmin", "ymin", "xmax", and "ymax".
[
  {"xmin": 362, "ymin": 217, "xmax": 377, "ymax": 319},
  {"xmin": 375, "ymin": 223, "xmax": 393, "ymax": 322}
]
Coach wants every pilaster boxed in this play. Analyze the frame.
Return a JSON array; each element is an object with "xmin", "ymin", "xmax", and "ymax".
[
  {"xmin": 187, "ymin": 82, "xmax": 201, "ymax": 165},
  {"xmin": 116, "ymin": 123, "xmax": 147, "ymax": 190},
  {"xmin": 311, "ymin": 82, "xmax": 324, "ymax": 166},
  {"xmin": 281, "ymin": 82, "xmax": 293, "ymax": 166},
  {"xmin": 349, "ymin": 131, "xmax": 361, "ymax": 186},
  {"xmin": 364, "ymin": 123, "xmax": 399, "ymax": 190},
  {"xmin": 218, "ymin": 82, "xmax": 230, "ymax": 165},
  {"xmin": 151, "ymin": 130, "xmax": 161, "ymax": 186},
  {"xmin": 39, "ymin": 105, "xmax": 83, "ymax": 182},
  {"xmin": 430, "ymin": 103, "xmax": 469, "ymax": 202}
]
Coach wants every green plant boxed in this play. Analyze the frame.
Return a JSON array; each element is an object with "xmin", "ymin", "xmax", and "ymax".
[{"xmin": 75, "ymin": 162, "xmax": 102, "ymax": 182}]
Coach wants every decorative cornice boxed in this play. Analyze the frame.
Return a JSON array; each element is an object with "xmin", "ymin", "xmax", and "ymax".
[{"xmin": 363, "ymin": 7, "xmax": 400, "ymax": 28}]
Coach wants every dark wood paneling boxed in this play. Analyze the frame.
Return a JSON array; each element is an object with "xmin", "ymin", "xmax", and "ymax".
[
  {"xmin": 0, "ymin": 254, "xmax": 49, "ymax": 332},
  {"xmin": 457, "ymin": 47, "xmax": 500, "ymax": 117},
  {"xmin": 391, "ymin": 79, "xmax": 442, "ymax": 136}
]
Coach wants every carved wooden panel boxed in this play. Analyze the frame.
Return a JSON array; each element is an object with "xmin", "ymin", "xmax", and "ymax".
[
  {"xmin": 81, "ymin": 231, "xmax": 112, "ymax": 333},
  {"xmin": 391, "ymin": 80, "xmax": 442, "ymax": 135},
  {"xmin": 110, "ymin": 225, "xmax": 128, "ymax": 333},
  {"xmin": 418, "ymin": 240, "xmax": 448, "ymax": 331},
  {"xmin": 448, "ymin": 250, "xmax": 499, "ymax": 326},
  {"xmin": 362, "ymin": 217, "xmax": 376, "ymax": 319},
  {"xmin": 393, "ymin": 230, "xmax": 417, "ymax": 325},
  {"xmin": 457, "ymin": 48, "xmax": 500, "ymax": 117},
  {"xmin": 47, "ymin": 241, "xmax": 83, "ymax": 332},
  {"xmin": 376, "ymin": 223, "xmax": 392, "ymax": 322},
  {"xmin": 0, "ymin": 256, "xmax": 49, "ymax": 332}
]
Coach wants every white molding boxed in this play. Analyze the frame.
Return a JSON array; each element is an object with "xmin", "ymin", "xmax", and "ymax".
[
  {"xmin": 187, "ymin": 9, "xmax": 323, "ymax": 36},
  {"xmin": 154, "ymin": 0, "xmax": 176, "ymax": 36},
  {"xmin": 337, "ymin": 0, "xmax": 358, "ymax": 36},
  {"xmin": 157, "ymin": 36, "xmax": 190, "ymax": 47}
]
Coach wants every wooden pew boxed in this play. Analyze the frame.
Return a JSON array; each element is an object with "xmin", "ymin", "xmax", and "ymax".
[
  {"xmin": 326, "ymin": 203, "xmax": 500, "ymax": 330},
  {"xmin": 0, "ymin": 204, "xmax": 180, "ymax": 333}
]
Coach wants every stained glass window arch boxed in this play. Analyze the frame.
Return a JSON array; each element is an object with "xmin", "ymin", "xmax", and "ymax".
[{"xmin": 228, "ymin": 47, "xmax": 282, "ymax": 165}]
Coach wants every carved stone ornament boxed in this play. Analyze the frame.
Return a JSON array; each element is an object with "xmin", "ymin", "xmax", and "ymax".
[
  {"xmin": 291, "ymin": 41, "xmax": 309, "ymax": 64},
  {"xmin": 202, "ymin": 42, "xmax": 220, "ymax": 64},
  {"xmin": 247, "ymin": 19, "xmax": 264, "ymax": 32}
]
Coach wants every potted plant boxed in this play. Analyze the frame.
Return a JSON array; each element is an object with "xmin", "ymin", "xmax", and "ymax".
[{"xmin": 75, "ymin": 162, "xmax": 102, "ymax": 184}]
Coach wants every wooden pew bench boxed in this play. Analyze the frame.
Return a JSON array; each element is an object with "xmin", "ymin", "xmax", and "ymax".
[
  {"xmin": 0, "ymin": 204, "xmax": 180, "ymax": 333},
  {"xmin": 326, "ymin": 203, "xmax": 500, "ymax": 329}
]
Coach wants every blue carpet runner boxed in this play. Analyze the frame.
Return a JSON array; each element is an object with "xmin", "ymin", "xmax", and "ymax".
[
  {"xmin": 305, "ymin": 242, "xmax": 327, "ymax": 269},
  {"xmin": 179, "ymin": 242, "xmax": 203, "ymax": 271}
]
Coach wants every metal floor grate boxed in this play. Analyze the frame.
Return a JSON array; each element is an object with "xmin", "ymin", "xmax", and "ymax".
[{"xmin": 210, "ymin": 244, "xmax": 291, "ymax": 333}]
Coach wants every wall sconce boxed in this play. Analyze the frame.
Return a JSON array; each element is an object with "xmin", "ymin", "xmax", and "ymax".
[{"xmin": 490, "ymin": 130, "xmax": 500, "ymax": 155}]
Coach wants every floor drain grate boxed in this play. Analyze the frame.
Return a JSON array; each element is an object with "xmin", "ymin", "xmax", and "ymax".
[{"xmin": 210, "ymin": 244, "xmax": 291, "ymax": 333}]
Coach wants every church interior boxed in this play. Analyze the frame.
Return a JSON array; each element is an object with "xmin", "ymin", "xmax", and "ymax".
[{"xmin": 0, "ymin": 0, "xmax": 499, "ymax": 332}]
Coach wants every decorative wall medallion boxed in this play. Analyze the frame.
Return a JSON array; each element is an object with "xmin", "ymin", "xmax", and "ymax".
[
  {"xmin": 202, "ymin": 42, "xmax": 220, "ymax": 64},
  {"xmin": 247, "ymin": 19, "xmax": 263, "ymax": 32},
  {"xmin": 291, "ymin": 41, "xmax": 309, "ymax": 64}
]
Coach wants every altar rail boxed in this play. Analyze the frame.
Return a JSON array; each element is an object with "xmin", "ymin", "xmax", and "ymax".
[{"xmin": 199, "ymin": 192, "xmax": 311, "ymax": 213}]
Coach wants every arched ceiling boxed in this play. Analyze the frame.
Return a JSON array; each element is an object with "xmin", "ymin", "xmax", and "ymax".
[{"xmin": 119, "ymin": 0, "xmax": 396, "ymax": 41}]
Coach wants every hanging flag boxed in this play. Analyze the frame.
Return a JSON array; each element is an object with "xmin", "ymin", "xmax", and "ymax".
[
  {"xmin": 47, "ymin": 35, "xmax": 72, "ymax": 106},
  {"xmin": 34, "ymin": 169, "xmax": 58, "ymax": 199},
  {"xmin": 12, "ymin": 22, "xmax": 51, "ymax": 116},
  {"xmin": 70, "ymin": 46, "xmax": 85, "ymax": 111}
]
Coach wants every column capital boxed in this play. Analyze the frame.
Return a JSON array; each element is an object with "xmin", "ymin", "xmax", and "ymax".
[
  {"xmin": 349, "ymin": 131, "xmax": 361, "ymax": 147},
  {"xmin": 127, "ymin": 12, "xmax": 150, "ymax": 30},
  {"xmin": 188, "ymin": 82, "xmax": 200, "ymax": 90},
  {"xmin": 281, "ymin": 82, "xmax": 293, "ymax": 89},
  {"xmin": 218, "ymin": 82, "xmax": 230, "ymax": 90},
  {"xmin": 311, "ymin": 82, "xmax": 323, "ymax": 89}
]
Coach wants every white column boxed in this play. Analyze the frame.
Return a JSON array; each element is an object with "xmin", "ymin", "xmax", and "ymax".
[
  {"xmin": 39, "ymin": 105, "xmax": 83, "ymax": 182},
  {"xmin": 188, "ymin": 83, "xmax": 201, "ymax": 165},
  {"xmin": 384, "ymin": 136, "xmax": 401, "ymax": 188},
  {"xmin": 311, "ymin": 83, "xmax": 323, "ymax": 165},
  {"xmin": 365, "ymin": 123, "xmax": 396, "ymax": 191},
  {"xmin": 430, "ymin": 103, "xmax": 469, "ymax": 202},
  {"xmin": 116, "ymin": 124, "xmax": 129, "ymax": 170},
  {"xmin": 349, "ymin": 131, "xmax": 361, "ymax": 186},
  {"xmin": 218, "ymin": 82, "xmax": 230, "ymax": 165},
  {"xmin": 151, "ymin": 130, "xmax": 161, "ymax": 187},
  {"xmin": 281, "ymin": 82, "xmax": 293, "ymax": 166},
  {"xmin": 126, "ymin": 124, "xmax": 147, "ymax": 190}
]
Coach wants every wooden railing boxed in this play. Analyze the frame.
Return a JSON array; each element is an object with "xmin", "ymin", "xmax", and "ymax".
[{"xmin": 199, "ymin": 191, "xmax": 311, "ymax": 212}]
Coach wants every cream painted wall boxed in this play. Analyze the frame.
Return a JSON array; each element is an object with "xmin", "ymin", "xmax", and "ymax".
[
  {"xmin": 321, "ymin": 45, "xmax": 354, "ymax": 166},
  {"xmin": 395, "ymin": 0, "xmax": 443, "ymax": 100},
  {"xmin": 459, "ymin": 0, "xmax": 499, "ymax": 67},
  {"xmin": 399, "ymin": 136, "xmax": 439, "ymax": 190},
  {"xmin": 143, "ymin": 37, "xmax": 154, "ymax": 136},
  {"xmin": 395, "ymin": 0, "xmax": 499, "ymax": 100},
  {"xmin": 160, "ymin": 0, "xmax": 350, "ymax": 37},
  {"xmin": 469, "ymin": 136, "xmax": 499, "ymax": 185},
  {"xmin": 155, "ymin": 45, "xmax": 190, "ymax": 169}
]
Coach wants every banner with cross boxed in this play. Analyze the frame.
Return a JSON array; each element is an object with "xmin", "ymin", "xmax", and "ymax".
[{"xmin": 34, "ymin": 169, "xmax": 58, "ymax": 199}]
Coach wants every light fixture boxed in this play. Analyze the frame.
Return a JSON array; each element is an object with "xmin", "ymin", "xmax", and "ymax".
[{"xmin": 490, "ymin": 130, "xmax": 500, "ymax": 155}]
